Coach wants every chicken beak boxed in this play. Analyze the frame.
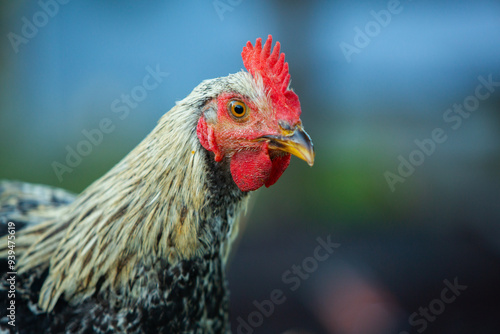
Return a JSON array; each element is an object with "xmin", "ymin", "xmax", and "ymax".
[{"xmin": 259, "ymin": 126, "xmax": 315, "ymax": 166}]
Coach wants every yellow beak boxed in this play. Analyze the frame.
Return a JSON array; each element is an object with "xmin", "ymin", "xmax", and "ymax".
[{"xmin": 259, "ymin": 126, "xmax": 315, "ymax": 166}]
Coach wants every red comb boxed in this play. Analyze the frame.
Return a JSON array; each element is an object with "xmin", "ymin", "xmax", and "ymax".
[{"xmin": 241, "ymin": 35, "xmax": 301, "ymax": 123}]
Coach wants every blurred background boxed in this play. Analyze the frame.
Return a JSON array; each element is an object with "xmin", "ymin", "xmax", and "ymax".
[{"xmin": 1, "ymin": 1, "xmax": 500, "ymax": 333}]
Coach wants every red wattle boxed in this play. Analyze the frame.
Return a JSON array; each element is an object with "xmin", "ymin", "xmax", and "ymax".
[
  {"xmin": 265, "ymin": 154, "xmax": 291, "ymax": 187},
  {"xmin": 198, "ymin": 116, "xmax": 292, "ymax": 192},
  {"xmin": 230, "ymin": 149, "xmax": 273, "ymax": 192}
]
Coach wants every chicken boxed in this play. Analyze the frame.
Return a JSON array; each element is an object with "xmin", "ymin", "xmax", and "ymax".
[{"xmin": 0, "ymin": 35, "xmax": 314, "ymax": 333}]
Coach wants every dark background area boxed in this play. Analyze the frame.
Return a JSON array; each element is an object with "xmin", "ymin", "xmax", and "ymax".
[{"xmin": 1, "ymin": 1, "xmax": 500, "ymax": 333}]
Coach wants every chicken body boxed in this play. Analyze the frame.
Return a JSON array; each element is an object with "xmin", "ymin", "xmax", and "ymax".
[{"xmin": 0, "ymin": 37, "xmax": 313, "ymax": 333}]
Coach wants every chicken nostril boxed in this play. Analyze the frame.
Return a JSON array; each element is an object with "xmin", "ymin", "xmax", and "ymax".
[
  {"xmin": 278, "ymin": 120, "xmax": 293, "ymax": 132},
  {"xmin": 278, "ymin": 120, "xmax": 303, "ymax": 136}
]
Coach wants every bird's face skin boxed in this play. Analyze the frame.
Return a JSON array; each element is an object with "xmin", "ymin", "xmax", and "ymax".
[
  {"xmin": 197, "ymin": 35, "xmax": 314, "ymax": 192},
  {"xmin": 197, "ymin": 88, "xmax": 314, "ymax": 192}
]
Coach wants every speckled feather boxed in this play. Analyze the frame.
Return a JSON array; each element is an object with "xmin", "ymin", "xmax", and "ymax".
[
  {"xmin": 0, "ymin": 72, "xmax": 266, "ymax": 333},
  {"xmin": 0, "ymin": 36, "xmax": 305, "ymax": 333}
]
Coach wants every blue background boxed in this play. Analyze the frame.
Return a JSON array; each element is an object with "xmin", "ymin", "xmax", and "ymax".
[{"xmin": 1, "ymin": 1, "xmax": 499, "ymax": 333}]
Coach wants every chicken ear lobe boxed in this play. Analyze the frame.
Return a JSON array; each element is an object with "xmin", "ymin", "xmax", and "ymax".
[{"xmin": 197, "ymin": 116, "xmax": 223, "ymax": 161}]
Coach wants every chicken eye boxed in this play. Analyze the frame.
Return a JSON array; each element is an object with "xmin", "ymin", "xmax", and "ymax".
[{"xmin": 229, "ymin": 100, "xmax": 247, "ymax": 118}]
